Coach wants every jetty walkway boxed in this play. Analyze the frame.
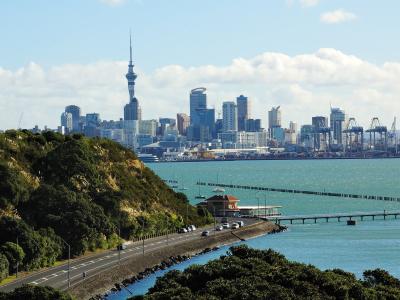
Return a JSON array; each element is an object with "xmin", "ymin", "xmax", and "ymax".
[
  {"xmin": 272, "ymin": 210, "xmax": 400, "ymax": 224},
  {"xmin": 196, "ymin": 181, "xmax": 400, "ymax": 202}
]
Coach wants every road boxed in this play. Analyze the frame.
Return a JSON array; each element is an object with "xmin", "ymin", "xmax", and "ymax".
[{"xmin": 0, "ymin": 217, "xmax": 259, "ymax": 292}]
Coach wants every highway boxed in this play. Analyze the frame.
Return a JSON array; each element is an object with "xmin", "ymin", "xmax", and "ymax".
[{"xmin": 0, "ymin": 217, "xmax": 259, "ymax": 293}]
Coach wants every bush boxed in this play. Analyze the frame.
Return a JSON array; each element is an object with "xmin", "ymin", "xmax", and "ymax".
[
  {"xmin": 0, "ymin": 284, "xmax": 77, "ymax": 300},
  {"xmin": 0, "ymin": 253, "xmax": 9, "ymax": 283}
]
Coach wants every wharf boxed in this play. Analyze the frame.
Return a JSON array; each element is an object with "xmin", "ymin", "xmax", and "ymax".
[
  {"xmin": 197, "ymin": 181, "xmax": 400, "ymax": 202},
  {"xmin": 272, "ymin": 210, "xmax": 400, "ymax": 224}
]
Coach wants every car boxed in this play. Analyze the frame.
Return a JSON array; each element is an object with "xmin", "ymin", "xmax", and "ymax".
[
  {"xmin": 216, "ymin": 225, "xmax": 223, "ymax": 231},
  {"xmin": 189, "ymin": 225, "xmax": 196, "ymax": 231},
  {"xmin": 236, "ymin": 221, "xmax": 244, "ymax": 228},
  {"xmin": 222, "ymin": 223, "xmax": 230, "ymax": 229},
  {"xmin": 117, "ymin": 244, "xmax": 126, "ymax": 250},
  {"xmin": 221, "ymin": 217, "xmax": 228, "ymax": 223},
  {"xmin": 201, "ymin": 230, "xmax": 209, "ymax": 236},
  {"xmin": 179, "ymin": 228, "xmax": 188, "ymax": 233},
  {"xmin": 186, "ymin": 227, "xmax": 192, "ymax": 232},
  {"xmin": 231, "ymin": 223, "xmax": 239, "ymax": 229}
]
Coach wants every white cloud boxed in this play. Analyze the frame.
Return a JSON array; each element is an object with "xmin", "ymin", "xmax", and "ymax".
[
  {"xmin": 286, "ymin": 0, "xmax": 320, "ymax": 8},
  {"xmin": 320, "ymin": 9, "xmax": 358, "ymax": 24},
  {"xmin": 1, "ymin": 48, "xmax": 400, "ymax": 131},
  {"xmin": 100, "ymin": 0, "xmax": 126, "ymax": 6}
]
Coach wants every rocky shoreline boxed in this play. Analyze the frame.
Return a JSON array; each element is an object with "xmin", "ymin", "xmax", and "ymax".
[{"xmin": 67, "ymin": 221, "xmax": 287, "ymax": 300}]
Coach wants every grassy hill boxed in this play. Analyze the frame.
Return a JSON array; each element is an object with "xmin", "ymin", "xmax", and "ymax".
[{"xmin": 0, "ymin": 130, "xmax": 212, "ymax": 280}]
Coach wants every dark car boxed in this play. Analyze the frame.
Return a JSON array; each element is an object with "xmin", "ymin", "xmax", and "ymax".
[
  {"xmin": 117, "ymin": 244, "xmax": 126, "ymax": 250},
  {"xmin": 201, "ymin": 231, "xmax": 209, "ymax": 236}
]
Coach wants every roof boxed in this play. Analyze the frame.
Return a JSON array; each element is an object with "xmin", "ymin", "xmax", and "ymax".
[
  {"xmin": 195, "ymin": 202, "xmax": 207, "ymax": 207},
  {"xmin": 206, "ymin": 195, "xmax": 240, "ymax": 202}
]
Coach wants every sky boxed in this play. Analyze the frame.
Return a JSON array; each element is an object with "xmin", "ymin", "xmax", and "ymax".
[{"xmin": 1, "ymin": 0, "xmax": 400, "ymax": 131}]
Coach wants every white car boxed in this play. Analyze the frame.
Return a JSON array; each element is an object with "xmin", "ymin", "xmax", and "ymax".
[
  {"xmin": 222, "ymin": 223, "xmax": 230, "ymax": 229},
  {"xmin": 189, "ymin": 225, "xmax": 196, "ymax": 231},
  {"xmin": 216, "ymin": 225, "xmax": 223, "ymax": 231},
  {"xmin": 179, "ymin": 228, "xmax": 187, "ymax": 233},
  {"xmin": 231, "ymin": 223, "xmax": 239, "ymax": 229}
]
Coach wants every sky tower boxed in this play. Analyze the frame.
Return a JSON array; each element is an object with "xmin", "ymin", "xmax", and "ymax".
[{"xmin": 124, "ymin": 32, "xmax": 141, "ymax": 120}]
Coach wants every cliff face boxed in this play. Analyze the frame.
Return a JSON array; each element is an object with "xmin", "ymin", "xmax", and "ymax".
[{"xmin": 0, "ymin": 130, "xmax": 212, "ymax": 256}]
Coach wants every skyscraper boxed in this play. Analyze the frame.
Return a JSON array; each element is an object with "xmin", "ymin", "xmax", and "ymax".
[
  {"xmin": 60, "ymin": 112, "xmax": 73, "ymax": 132},
  {"xmin": 236, "ymin": 95, "xmax": 251, "ymax": 131},
  {"xmin": 330, "ymin": 108, "xmax": 348, "ymax": 144},
  {"xmin": 268, "ymin": 106, "xmax": 282, "ymax": 138},
  {"xmin": 312, "ymin": 116, "xmax": 328, "ymax": 150},
  {"xmin": 124, "ymin": 33, "xmax": 142, "ymax": 121},
  {"xmin": 290, "ymin": 121, "xmax": 298, "ymax": 144},
  {"xmin": 222, "ymin": 101, "xmax": 238, "ymax": 132},
  {"xmin": 177, "ymin": 113, "xmax": 190, "ymax": 136},
  {"xmin": 190, "ymin": 88, "xmax": 207, "ymax": 124},
  {"xmin": 65, "ymin": 105, "xmax": 81, "ymax": 132}
]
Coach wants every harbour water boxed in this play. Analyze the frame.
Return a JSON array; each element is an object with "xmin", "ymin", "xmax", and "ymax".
[{"xmin": 108, "ymin": 158, "xmax": 400, "ymax": 299}]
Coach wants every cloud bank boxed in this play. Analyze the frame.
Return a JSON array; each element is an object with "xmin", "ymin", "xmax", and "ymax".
[
  {"xmin": 320, "ymin": 9, "xmax": 358, "ymax": 24},
  {"xmin": 0, "ymin": 48, "xmax": 398, "ymax": 131}
]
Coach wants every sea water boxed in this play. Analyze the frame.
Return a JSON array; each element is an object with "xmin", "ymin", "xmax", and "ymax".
[{"xmin": 107, "ymin": 159, "xmax": 400, "ymax": 299}]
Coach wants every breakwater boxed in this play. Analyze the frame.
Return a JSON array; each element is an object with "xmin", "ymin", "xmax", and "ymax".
[
  {"xmin": 66, "ymin": 221, "xmax": 286, "ymax": 300},
  {"xmin": 198, "ymin": 181, "xmax": 400, "ymax": 202}
]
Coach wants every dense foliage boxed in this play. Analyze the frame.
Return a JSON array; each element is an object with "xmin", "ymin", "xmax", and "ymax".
[
  {"xmin": 0, "ymin": 130, "xmax": 213, "ymax": 282},
  {"xmin": 130, "ymin": 245, "xmax": 400, "ymax": 300},
  {"xmin": 0, "ymin": 284, "xmax": 77, "ymax": 300}
]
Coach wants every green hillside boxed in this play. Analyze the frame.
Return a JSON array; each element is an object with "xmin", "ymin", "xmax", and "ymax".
[{"xmin": 0, "ymin": 130, "xmax": 212, "ymax": 280}]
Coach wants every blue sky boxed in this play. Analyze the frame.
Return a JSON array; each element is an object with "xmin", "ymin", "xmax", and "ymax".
[{"xmin": 1, "ymin": 0, "xmax": 400, "ymax": 130}]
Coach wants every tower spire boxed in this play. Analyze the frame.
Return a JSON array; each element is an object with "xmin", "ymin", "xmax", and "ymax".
[{"xmin": 130, "ymin": 28, "xmax": 132, "ymax": 63}]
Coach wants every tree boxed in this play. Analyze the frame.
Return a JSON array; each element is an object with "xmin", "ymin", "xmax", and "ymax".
[
  {"xmin": 0, "ymin": 242, "xmax": 25, "ymax": 274},
  {"xmin": 0, "ymin": 284, "xmax": 77, "ymax": 300},
  {"xmin": 0, "ymin": 217, "xmax": 43, "ymax": 272},
  {"xmin": 20, "ymin": 184, "xmax": 112, "ymax": 255},
  {"xmin": 0, "ymin": 254, "xmax": 9, "ymax": 283},
  {"xmin": 0, "ymin": 162, "xmax": 29, "ymax": 209}
]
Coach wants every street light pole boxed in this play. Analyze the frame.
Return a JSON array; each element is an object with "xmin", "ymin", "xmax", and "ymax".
[
  {"xmin": 109, "ymin": 222, "xmax": 121, "ymax": 264},
  {"xmin": 166, "ymin": 215, "xmax": 168, "ymax": 248},
  {"xmin": 16, "ymin": 235, "xmax": 21, "ymax": 279},
  {"xmin": 57, "ymin": 236, "xmax": 70, "ymax": 288},
  {"xmin": 208, "ymin": 203, "xmax": 216, "ymax": 234},
  {"xmin": 255, "ymin": 193, "xmax": 260, "ymax": 222},
  {"xmin": 262, "ymin": 193, "xmax": 267, "ymax": 220},
  {"xmin": 138, "ymin": 219, "xmax": 145, "ymax": 256}
]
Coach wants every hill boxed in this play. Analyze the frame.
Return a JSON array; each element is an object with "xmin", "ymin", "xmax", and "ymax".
[{"xmin": 0, "ymin": 130, "xmax": 212, "ymax": 280}]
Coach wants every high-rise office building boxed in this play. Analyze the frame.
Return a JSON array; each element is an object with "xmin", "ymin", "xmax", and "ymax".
[
  {"xmin": 268, "ymin": 106, "xmax": 282, "ymax": 127},
  {"xmin": 237, "ymin": 95, "xmax": 251, "ymax": 131},
  {"xmin": 86, "ymin": 113, "xmax": 101, "ymax": 127},
  {"xmin": 290, "ymin": 121, "xmax": 298, "ymax": 144},
  {"xmin": 124, "ymin": 34, "xmax": 142, "ymax": 121},
  {"xmin": 190, "ymin": 88, "xmax": 207, "ymax": 124},
  {"xmin": 268, "ymin": 106, "xmax": 282, "ymax": 138},
  {"xmin": 245, "ymin": 119, "xmax": 262, "ymax": 132},
  {"xmin": 177, "ymin": 113, "xmax": 190, "ymax": 136},
  {"xmin": 312, "ymin": 116, "xmax": 328, "ymax": 150},
  {"xmin": 60, "ymin": 112, "xmax": 73, "ymax": 132},
  {"xmin": 65, "ymin": 105, "xmax": 81, "ymax": 131},
  {"xmin": 222, "ymin": 101, "xmax": 238, "ymax": 132},
  {"xmin": 330, "ymin": 108, "xmax": 348, "ymax": 144}
]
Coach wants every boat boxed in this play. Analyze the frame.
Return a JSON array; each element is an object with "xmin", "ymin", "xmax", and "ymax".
[
  {"xmin": 212, "ymin": 172, "xmax": 225, "ymax": 193},
  {"xmin": 195, "ymin": 180, "xmax": 206, "ymax": 199},
  {"xmin": 179, "ymin": 174, "xmax": 188, "ymax": 190}
]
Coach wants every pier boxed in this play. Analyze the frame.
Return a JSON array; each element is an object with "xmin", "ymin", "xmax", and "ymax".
[
  {"xmin": 272, "ymin": 210, "xmax": 400, "ymax": 225},
  {"xmin": 197, "ymin": 181, "xmax": 400, "ymax": 202}
]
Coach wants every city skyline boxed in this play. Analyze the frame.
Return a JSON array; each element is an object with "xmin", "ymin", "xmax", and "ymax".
[{"xmin": 1, "ymin": 1, "xmax": 400, "ymax": 131}]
